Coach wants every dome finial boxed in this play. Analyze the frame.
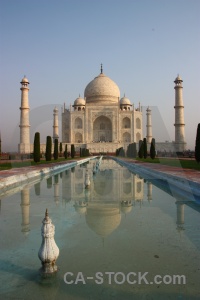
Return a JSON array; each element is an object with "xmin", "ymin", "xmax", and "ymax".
[{"xmin": 100, "ymin": 63, "xmax": 103, "ymax": 74}]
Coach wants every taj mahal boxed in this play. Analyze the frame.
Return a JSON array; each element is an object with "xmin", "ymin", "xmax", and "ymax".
[{"xmin": 18, "ymin": 65, "xmax": 186, "ymax": 154}]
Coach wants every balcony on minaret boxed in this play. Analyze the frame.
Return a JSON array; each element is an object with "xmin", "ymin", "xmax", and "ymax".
[
  {"xmin": 20, "ymin": 76, "xmax": 30, "ymax": 89},
  {"xmin": 174, "ymin": 75, "xmax": 183, "ymax": 87}
]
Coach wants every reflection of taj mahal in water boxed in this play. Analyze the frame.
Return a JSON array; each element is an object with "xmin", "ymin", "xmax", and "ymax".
[{"xmin": 18, "ymin": 159, "xmax": 187, "ymax": 239}]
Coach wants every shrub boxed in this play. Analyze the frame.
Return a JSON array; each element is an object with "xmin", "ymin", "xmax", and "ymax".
[
  {"xmin": 45, "ymin": 136, "xmax": 52, "ymax": 161},
  {"xmin": 71, "ymin": 144, "xmax": 75, "ymax": 158},
  {"xmin": 33, "ymin": 132, "xmax": 40, "ymax": 162},
  {"xmin": 64, "ymin": 144, "xmax": 68, "ymax": 159},
  {"xmin": 150, "ymin": 138, "xmax": 156, "ymax": 159},
  {"xmin": 195, "ymin": 123, "xmax": 200, "ymax": 163},
  {"xmin": 143, "ymin": 138, "xmax": 147, "ymax": 159},
  {"xmin": 138, "ymin": 140, "xmax": 144, "ymax": 158},
  {"xmin": 54, "ymin": 139, "xmax": 58, "ymax": 160},
  {"xmin": 59, "ymin": 142, "xmax": 62, "ymax": 156}
]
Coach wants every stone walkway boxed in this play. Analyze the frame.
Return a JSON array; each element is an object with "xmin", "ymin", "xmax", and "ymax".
[
  {"xmin": 0, "ymin": 160, "xmax": 75, "ymax": 180},
  {"xmin": 123, "ymin": 159, "xmax": 200, "ymax": 185}
]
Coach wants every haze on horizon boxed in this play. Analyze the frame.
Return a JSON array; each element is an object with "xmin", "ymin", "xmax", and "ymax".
[{"xmin": 0, "ymin": 0, "xmax": 199, "ymax": 152}]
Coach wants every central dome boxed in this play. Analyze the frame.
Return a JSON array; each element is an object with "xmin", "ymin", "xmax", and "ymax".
[{"xmin": 84, "ymin": 72, "xmax": 120, "ymax": 104}]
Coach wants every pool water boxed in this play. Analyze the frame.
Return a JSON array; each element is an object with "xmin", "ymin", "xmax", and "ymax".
[{"xmin": 0, "ymin": 158, "xmax": 199, "ymax": 300}]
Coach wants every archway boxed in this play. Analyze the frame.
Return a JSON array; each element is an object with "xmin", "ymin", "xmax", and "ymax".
[
  {"xmin": 136, "ymin": 132, "xmax": 141, "ymax": 143},
  {"xmin": 122, "ymin": 117, "xmax": 130, "ymax": 129},
  {"xmin": 123, "ymin": 132, "xmax": 131, "ymax": 142},
  {"xmin": 93, "ymin": 116, "xmax": 112, "ymax": 142},
  {"xmin": 75, "ymin": 132, "xmax": 82, "ymax": 143},
  {"xmin": 136, "ymin": 118, "xmax": 141, "ymax": 129},
  {"xmin": 75, "ymin": 117, "xmax": 82, "ymax": 129}
]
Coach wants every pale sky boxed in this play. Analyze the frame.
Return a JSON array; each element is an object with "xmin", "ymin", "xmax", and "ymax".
[{"xmin": 0, "ymin": 0, "xmax": 200, "ymax": 151}]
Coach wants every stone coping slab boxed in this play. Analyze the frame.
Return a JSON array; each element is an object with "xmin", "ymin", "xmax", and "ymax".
[
  {"xmin": 0, "ymin": 157, "xmax": 97, "ymax": 196},
  {"xmin": 113, "ymin": 157, "xmax": 200, "ymax": 198}
]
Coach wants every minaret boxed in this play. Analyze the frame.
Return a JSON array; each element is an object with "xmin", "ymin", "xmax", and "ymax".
[
  {"xmin": 174, "ymin": 75, "xmax": 186, "ymax": 151},
  {"xmin": 53, "ymin": 107, "xmax": 59, "ymax": 142},
  {"xmin": 19, "ymin": 76, "xmax": 30, "ymax": 154},
  {"xmin": 146, "ymin": 107, "xmax": 152, "ymax": 143}
]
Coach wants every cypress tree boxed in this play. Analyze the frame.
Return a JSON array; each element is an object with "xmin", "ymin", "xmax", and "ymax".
[
  {"xmin": 133, "ymin": 142, "xmax": 137, "ymax": 158},
  {"xmin": 54, "ymin": 138, "xmax": 59, "ymax": 160},
  {"xmin": 143, "ymin": 138, "xmax": 147, "ymax": 159},
  {"xmin": 138, "ymin": 140, "xmax": 144, "ymax": 158},
  {"xmin": 86, "ymin": 149, "xmax": 89, "ymax": 156},
  {"xmin": 71, "ymin": 144, "xmax": 75, "ymax": 158},
  {"xmin": 59, "ymin": 142, "xmax": 62, "ymax": 156},
  {"xmin": 150, "ymin": 138, "xmax": 156, "ymax": 159},
  {"xmin": 119, "ymin": 147, "xmax": 125, "ymax": 157},
  {"xmin": 130, "ymin": 143, "xmax": 133, "ymax": 158},
  {"xmin": 33, "ymin": 132, "xmax": 40, "ymax": 162},
  {"xmin": 116, "ymin": 148, "xmax": 119, "ymax": 156},
  {"xmin": 45, "ymin": 136, "xmax": 52, "ymax": 161},
  {"xmin": 195, "ymin": 123, "xmax": 200, "ymax": 163},
  {"xmin": 127, "ymin": 144, "xmax": 130, "ymax": 158},
  {"xmin": 64, "ymin": 144, "xmax": 68, "ymax": 159}
]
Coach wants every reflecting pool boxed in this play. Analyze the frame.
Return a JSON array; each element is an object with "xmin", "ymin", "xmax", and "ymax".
[{"xmin": 0, "ymin": 158, "xmax": 200, "ymax": 300}]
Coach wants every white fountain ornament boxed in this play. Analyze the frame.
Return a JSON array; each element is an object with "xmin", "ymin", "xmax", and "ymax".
[{"xmin": 38, "ymin": 209, "xmax": 59, "ymax": 275}]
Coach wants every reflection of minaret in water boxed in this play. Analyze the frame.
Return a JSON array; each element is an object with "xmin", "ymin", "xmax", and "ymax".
[
  {"xmin": 176, "ymin": 202, "xmax": 185, "ymax": 231},
  {"xmin": 20, "ymin": 187, "xmax": 30, "ymax": 234},
  {"xmin": 54, "ymin": 175, "xmax": 59, "ymax": 205},
  {"xmin": 147, "ymin": 182, "xmax": 153, "ymax": 202}
]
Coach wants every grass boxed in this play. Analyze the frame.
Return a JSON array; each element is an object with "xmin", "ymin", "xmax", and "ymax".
[
  {"xmin": 136, "ymin": 157, "xmax": 200, "ymax": 171},
  {"xmin": 0, "ymin": 158, "xmax": 71, "ymax": 171},
  {"xmin": 1, "ymin": 156, "xmax": 200, "ymax": 171}
]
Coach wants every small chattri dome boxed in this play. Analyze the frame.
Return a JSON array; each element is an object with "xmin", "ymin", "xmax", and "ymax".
[
  {"xmin": 21, "ymin": 76, "xmax": 29, "ymax": 84},
  {"xmin": 174, "ymin": 74, "xmax": 183, "ymax": 82},
  {"xmin": 74, "ymin": 97, "xmax": 86, "ymax": 106},
  {"xmin": 74, "ymin": 205, "xmax": 87, "ymax": 215},
  {"xmin": 120, "ymin": 96, "xmax": 131, "ymax": 105}
]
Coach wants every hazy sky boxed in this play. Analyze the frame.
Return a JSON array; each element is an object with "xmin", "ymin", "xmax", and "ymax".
[{"xmin": 0, "ymin": 0, "xmax": 199, "ymax": 151}]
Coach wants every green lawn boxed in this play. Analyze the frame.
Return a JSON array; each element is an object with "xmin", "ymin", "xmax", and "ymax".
[
  {"xmin": 136, "ymin": 157, "xmax": 200, "ymax": 171},
  {"xmin": 0, "ymin": 158, "xmax": 70, "ymax": 171},
  {"xmin": 1, "ymin": 156, "xmax": 200, "ymax": 171}
]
